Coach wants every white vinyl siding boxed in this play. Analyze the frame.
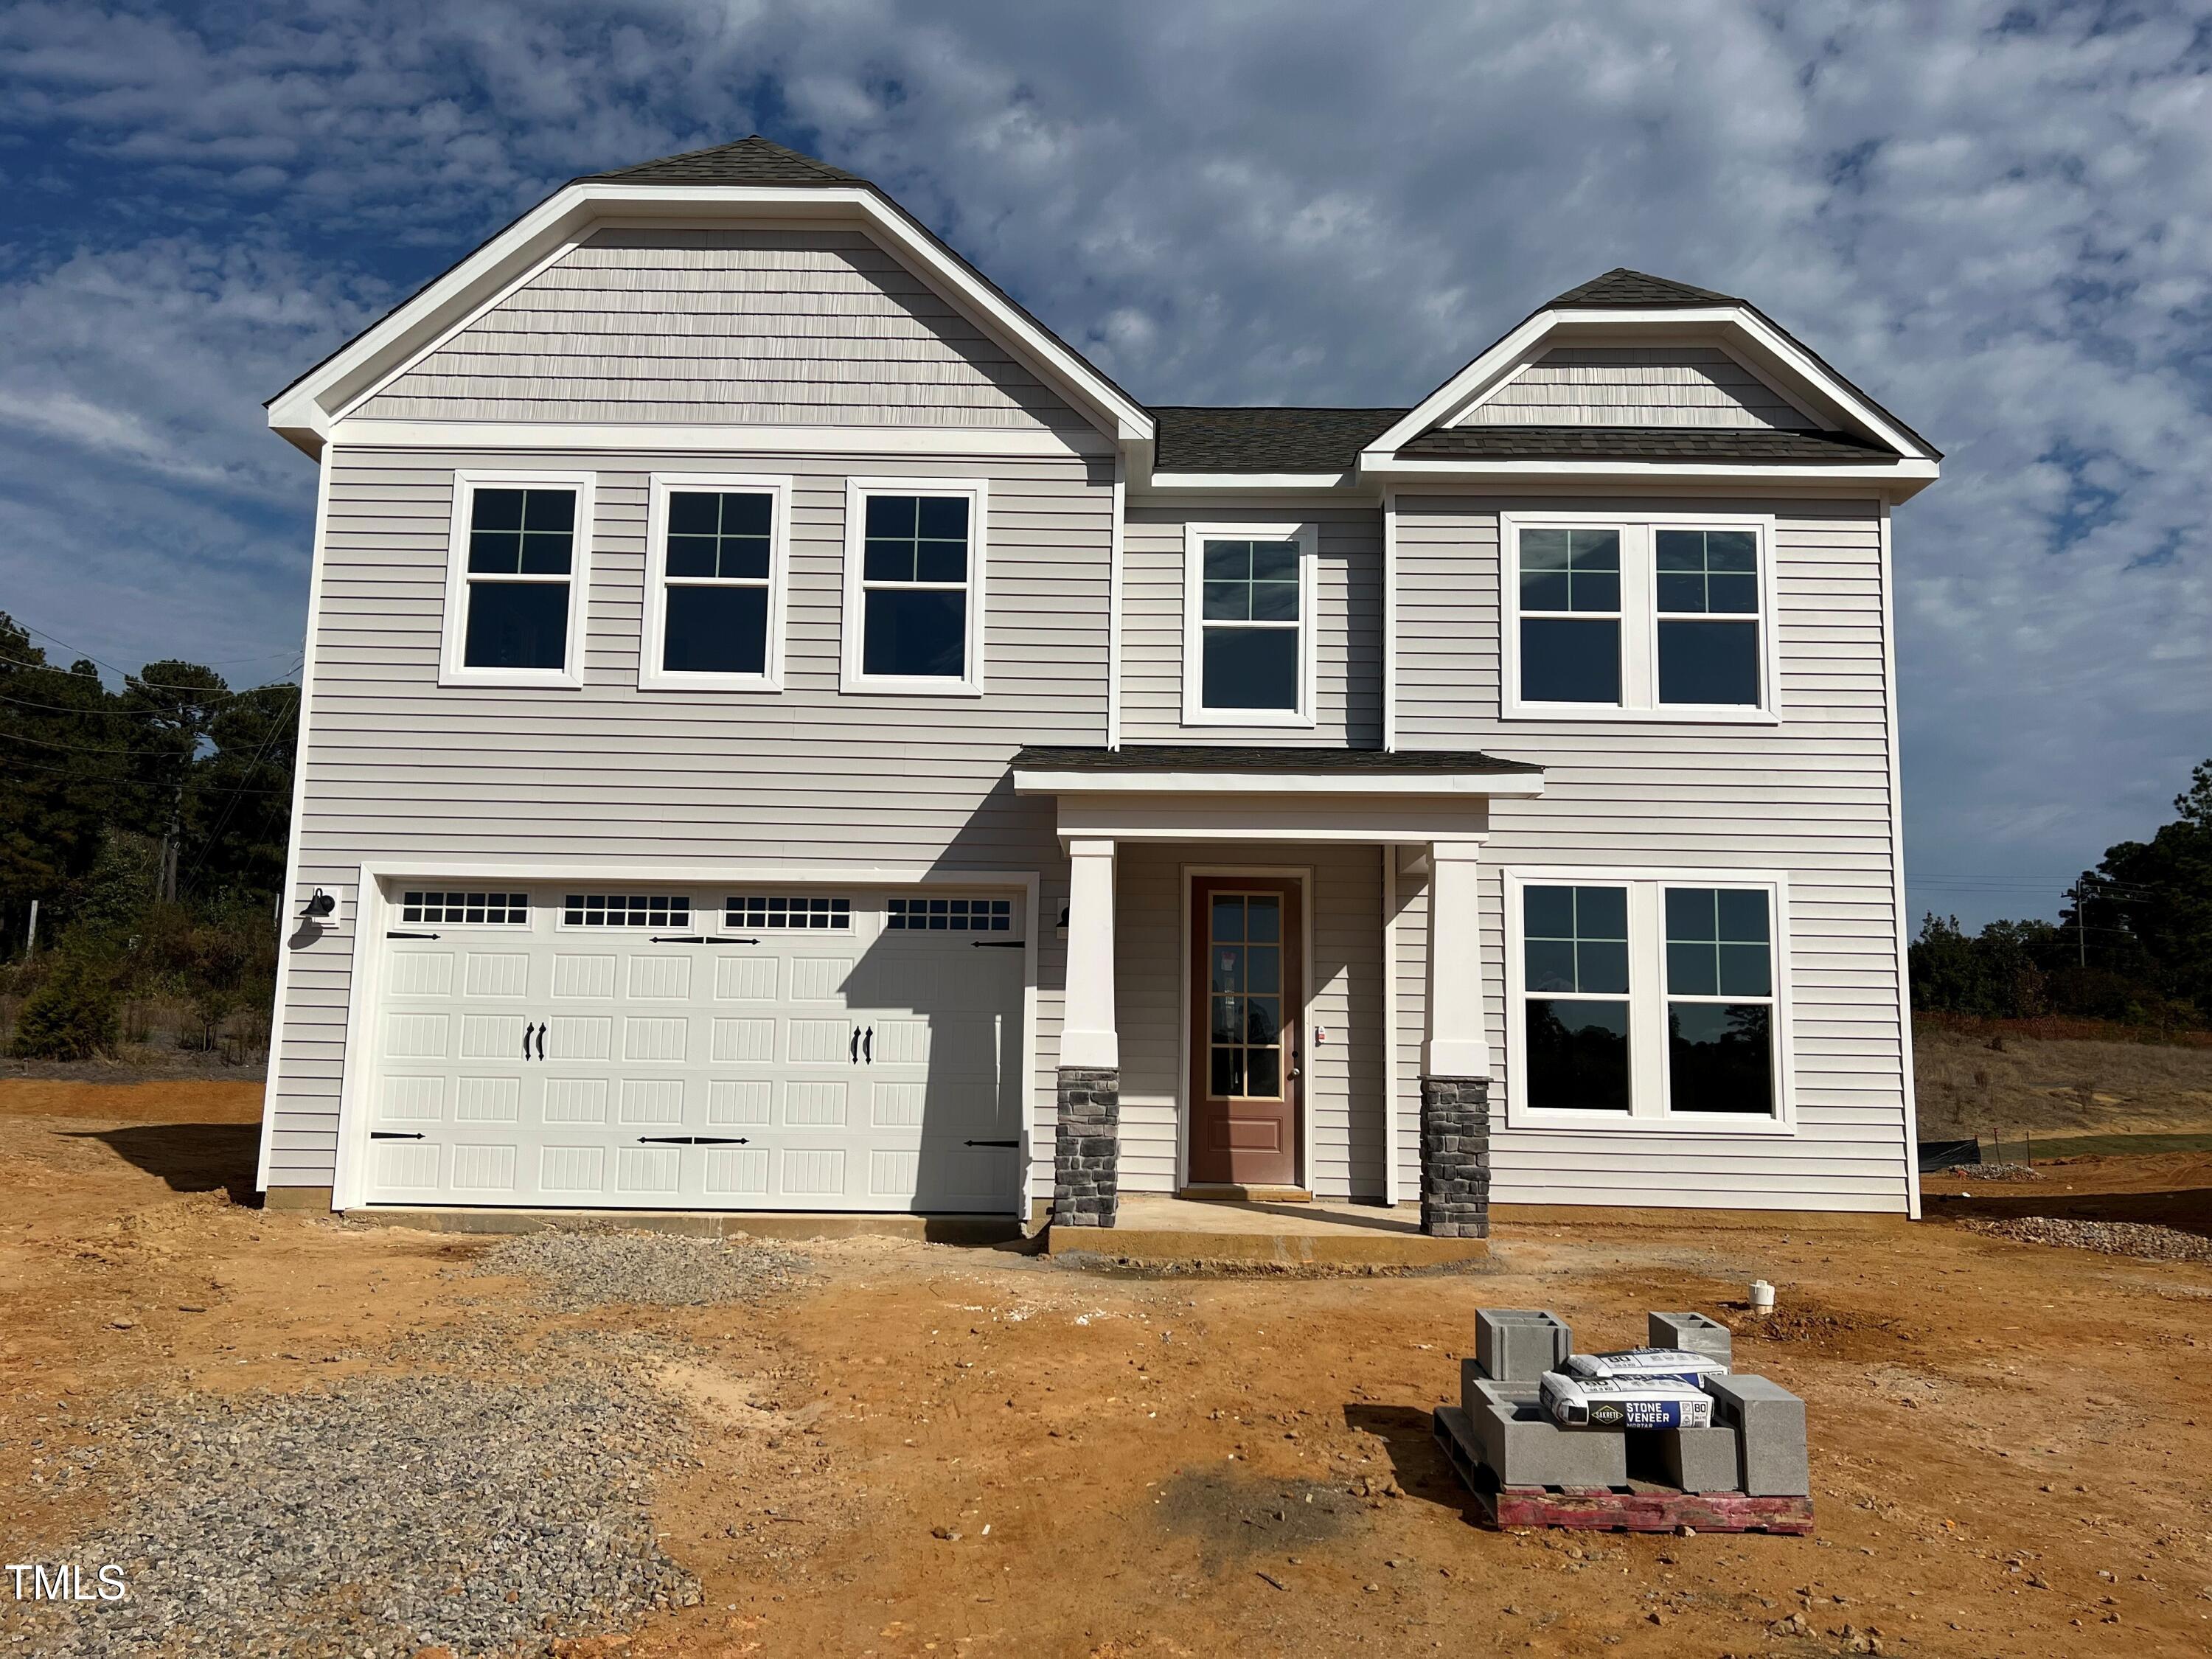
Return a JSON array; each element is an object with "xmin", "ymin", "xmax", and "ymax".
[
  {"xmin": 263, "ymin": 445, "xmax": 1110, "ymax": 1194},
  {"xmin": 1458, "ymin": 347, "xmax": 1818, "ymax": 430},
  {"xmin": 1391, "ymin": 493, "xmax": 1909, "ymax": 1212},
  {"xmin": 355, "ymin": 229, "xmax": 1088, "ymax": 433},
  {"xmin": 1121, "ymin": 500, "xmax": 1382, "ymax": 745}
]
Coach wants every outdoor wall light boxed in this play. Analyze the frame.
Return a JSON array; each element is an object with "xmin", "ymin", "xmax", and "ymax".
[{"xmin": 303, "ymin": 888, "xmax": 337, "ymax": 919}]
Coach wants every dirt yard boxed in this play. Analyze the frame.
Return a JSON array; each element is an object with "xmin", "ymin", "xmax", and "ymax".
[{"xmin": 3, "ymin": 1082, "xmax": 2209, "ymax": 1658}]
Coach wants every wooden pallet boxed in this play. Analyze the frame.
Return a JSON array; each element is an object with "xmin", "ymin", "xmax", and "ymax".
[{"xmin": 1433, "ymin": 1406, "xmax": 1814, "ymax": 1535}]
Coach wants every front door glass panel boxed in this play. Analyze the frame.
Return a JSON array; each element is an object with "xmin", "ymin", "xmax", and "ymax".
[{"xmin": 1207, "ymin": 893, "xmax": 1284, "ymax": 1100}]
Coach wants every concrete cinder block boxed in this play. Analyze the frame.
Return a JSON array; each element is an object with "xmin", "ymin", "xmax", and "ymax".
[
  {"xmin": 1470, "ymin": 1391, "xmax": 1628, "ymax": 1490},
  {"xmin": 1630, "ymin": 1425, "xmax": 1743, "ymax": 1494},
  {"xmin": 1461, "ymin": 1360, "xmax": 1531, "ymax": 1416},
  {"xmin": 1703, "ymin": 1374, "xmax": 1809, "ymax": 1496},
  {"xmin": 1647, "ymin": 1310, "xmax": 1733, "ymax": 1364},
  {"xmin": 1475, "ymin": 1308, "xmax": 1571, "ymax": 1382}
]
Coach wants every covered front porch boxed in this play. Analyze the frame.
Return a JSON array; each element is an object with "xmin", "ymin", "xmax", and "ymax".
[{"xmin": 1011, "ymin": 746, "xmax": 1546, "ymax": 1240}]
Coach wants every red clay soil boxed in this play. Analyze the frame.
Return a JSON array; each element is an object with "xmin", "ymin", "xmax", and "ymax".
[{"xmin": 2, "ymin": 1081, "xmax": 2209, "ymax": 1658}]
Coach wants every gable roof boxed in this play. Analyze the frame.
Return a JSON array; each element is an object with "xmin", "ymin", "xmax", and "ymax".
[
  {"xmin": 268, "ymin": 135, "xmax": 1153, "ymax": 450},
  {"xmin": 1399, "ymin": 425, "xmax": 1895, "ymax": 463},
  {"xmin": 1152, "ymin": 406, "xmax": 1408, "ymax": 473}
]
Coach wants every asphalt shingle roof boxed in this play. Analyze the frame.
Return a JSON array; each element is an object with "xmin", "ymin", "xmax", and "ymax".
[
  {"xmin": 1150, "ymin": 406, "xmax": 1409, "ymax": 473},
  {"xmin": 1399, "ymin": 425, "xmax": 1899, "ymax": 462},
  {"xmin": 1012, "ymin": 745, "xmax": 1542, "ymax": 776},
  {"xmin": 580, "ymin": 136, "xmax": 866, "ymax": 187},
  {"xmin": 1545, "ymin": 268, "xmax": 1743, "ymax": 308}
]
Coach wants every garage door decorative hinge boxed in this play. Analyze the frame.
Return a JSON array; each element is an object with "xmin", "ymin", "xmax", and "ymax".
[
  {"xmin": 970, "ymin": 939, "xmax": 1024, "ymax": 949},
  {"xmin": 650, "ymin": 935, "xmax": 763, "ymax": 945},
  {"xmin": 963, "ymin": 1139, "xmax": 1020, "ymax": 1148},
  {"xmin": 385, "ymin": 931, "xmax": 439, "ymax": 940},
  {"xmin": 635, "ymin": 1135, "xmax": 751, "ymax": 1146},
  {"xmin": 369, "ymin": 1131, "xmax": 427, "ymax": 1141}
]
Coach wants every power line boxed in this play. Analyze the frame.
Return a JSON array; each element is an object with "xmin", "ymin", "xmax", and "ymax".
[
  {"xmin": 181, "ymin": 682, "xmax": 299, "ymax": 896},
  {"xmin": 7, "ymin": 617, "xmax": 300, "ymax": 682},
  {"xmin": 1, "ymin": 728, "xmax": 209, "ymax": 759},
  {"xmin": 4, "ymin": 754, "xmax": 293, "ymax": 793},
  {"xmin": 0, "ymin": 648, "xmax": 288, "ymax": 701}
]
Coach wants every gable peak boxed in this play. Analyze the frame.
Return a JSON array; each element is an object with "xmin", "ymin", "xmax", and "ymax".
[
  {"xmin": 580, "ymin": 134, "xmax": 866, "ymax": 189},
  {"xmin": 1546, "ymin": 268, "xmax": 1742, "ymax": 309}
]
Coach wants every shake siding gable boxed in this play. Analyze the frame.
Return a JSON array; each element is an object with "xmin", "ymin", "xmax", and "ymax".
[
  {"xmin": 1392, "ymin": 493, "xmax": 1910, "ymax": 1212},
  {"xmin": 1120, "ymin": 501, "xmax": 1383, "ymax": 745},
  {"xmin": 267, "ymin": 446, "xmax": 1112, "ymax": 1189},
  {"xmin": 1459, "ymin": 347, "xmax": 1818, "ymax": 429},
  {"xmin": 355, "ymin": 228, "xmax": 1089, "ymax": 432}
]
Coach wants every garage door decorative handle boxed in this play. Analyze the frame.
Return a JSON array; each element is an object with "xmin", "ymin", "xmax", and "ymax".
[
  {"xmin": 521, "ymin": 1022, "xmax": 536, "ymax": 1060},
  {"xmin": 636, "ymin": 1135, "xmax": 751, "ymax": 1146},
  {"xmin": 536, "ymin": 1024, "xmax": 546, "ymax": 1061},
  {"xmin": 863, "ymin": 1026, "xmax": 873, "ymax": 1064}
]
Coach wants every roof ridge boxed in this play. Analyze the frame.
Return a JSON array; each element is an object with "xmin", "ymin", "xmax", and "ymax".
[
  {"xmin": 580, "ymin": 133, "xmax": 865, "ymax": 186},
  {"xmin": 1547, "ymin": 267, "xmax": 1744, "ymax": 308}
]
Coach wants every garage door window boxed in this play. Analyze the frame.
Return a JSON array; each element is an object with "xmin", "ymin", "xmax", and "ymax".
[
  {"xmin": 561, "ymin": 894, "xmax": 692, "ymax": 929},
  {"xmin": 888, "ymin": 897, "xmax": 1012, "ymax": 932},
  {"xmin": 726, "ymin": 896, "xmax": 852, "ymax": 930},
  {"xmin": 400, "ymin": 891, "xmax": 529, "ymax": 925}
]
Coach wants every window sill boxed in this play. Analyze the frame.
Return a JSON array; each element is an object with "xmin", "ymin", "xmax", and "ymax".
[
  {"xmin": 437, "ymin": 666, "xmax": 584, "ymax": 691},
  {"xmin": 1502, "ymin": 704, "xmax": 1781, "ymax": 726},
  {"xmin": 638, "ymin": 672, "xmax": 784, "ymax": 694},
  {"xmin": 1180, "ymin": 708, "xmax": 1318, "ymax": 729},
  {"xmin": 839, "ymin": 674, "xmax": 987, "ymax": 698},
  {"xmin": 1502, "ymin": 1108, "xmax": 1797, "ymax": 1136}
]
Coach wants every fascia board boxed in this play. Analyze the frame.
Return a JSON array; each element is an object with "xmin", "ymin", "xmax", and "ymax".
[
  {"xmin": 1012, "ymin": 768, "xmax": 1545, "ymax": 798},
  {"xmin": 1366, "ymin": 310, "xmax": 1558, "ymax": 455},
  {"xmin": 1141, "ymin": 470, "xmax": 1370, "ymax": 493},
  {"xmin": 1358, "ymin": 456, "xmax": 1939, "ymax": 497},
  {"xmin": 267, "ymin": 182, "xmax": 1155, "ymax": 448}
]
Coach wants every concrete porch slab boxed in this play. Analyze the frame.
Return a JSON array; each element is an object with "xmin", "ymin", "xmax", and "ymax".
[{"xmin": 1045, "ymin": 1195, "xmax": 1488, "ymax": 1267}]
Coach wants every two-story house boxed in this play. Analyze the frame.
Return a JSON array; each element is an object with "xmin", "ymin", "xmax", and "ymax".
[{"xmin": 254, "ymin": 137, "xmax": 1938, "ymax": 1235}]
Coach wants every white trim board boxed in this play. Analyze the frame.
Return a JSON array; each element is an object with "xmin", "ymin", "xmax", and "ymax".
[
  {"xmin": 1498, "ymin": 864, "xmax": 1798, "ymax": 1138},
  {"xmin": 330, "ymin": 419, "xmax": 1109, "ymax": 459},
  {"xmin": 437, "ymin": 469, "xmax": 598, "ymax": 690},
  {"xmin": 1015, "ymin": 768, "xmax": 1543, "ymax": 798},
  {"xmin": 638, "ymin": 471, "xmax": 792, "ymax": 694},
  {"xmin": 1179, "ymin": 520, "xmax": 1319, "ymax": 731}
]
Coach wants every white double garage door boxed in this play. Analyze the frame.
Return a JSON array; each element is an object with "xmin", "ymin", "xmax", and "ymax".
[{"xmin": 359, "ymin": 884, "xmax": 1027, "ymax": 1212}]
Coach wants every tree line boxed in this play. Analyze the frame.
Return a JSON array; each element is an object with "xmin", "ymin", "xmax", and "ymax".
[
  {"xmin": 1, "ymin": 611, "xmax": 300, "ymax": 1059},
  {"xmin": 1910, "ymin": 758, "xmax": 2212, "ymax": 1031}
]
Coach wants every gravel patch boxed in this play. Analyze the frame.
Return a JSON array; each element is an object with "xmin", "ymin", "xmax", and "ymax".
[
  {"xmin": 1964, "ymin": 1215, "xmax": 2212, "ymax": 1263},
  {"xmin": 1948, "ymin": 1162, "xmax": 2043, "ymax": 1181},
  {"xmin": 468, "ymin": 1228, "xmax": 804, "ymax": 1312},
  {"xmin": 6, "ymin": 1335, "xmax": 702, "ymax": 1658}
]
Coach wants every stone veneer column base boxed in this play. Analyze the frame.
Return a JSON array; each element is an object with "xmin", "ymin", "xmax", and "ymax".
[
  {"xmin": 1053, "ymin": 1066, "xmax": 1121, "ymax": 1228},
  {"xmin": 1419, "ymin": 1075, "xmax": 1490, "ymax": 1239}
]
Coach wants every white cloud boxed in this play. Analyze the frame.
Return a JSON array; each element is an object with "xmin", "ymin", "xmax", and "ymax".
[{"xmin": 0, "ymin": 0, "xmax": 2205, "ymax": 920}]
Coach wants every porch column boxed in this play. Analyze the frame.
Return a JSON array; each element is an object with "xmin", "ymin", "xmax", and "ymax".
[
  {"xmin": 1420, "ymin": 840, "xmax": 1492, "ymax": 1239},
  {"xmin": 1054, "ymin": 838, "xmax": 1121, "ymax": 1228}
]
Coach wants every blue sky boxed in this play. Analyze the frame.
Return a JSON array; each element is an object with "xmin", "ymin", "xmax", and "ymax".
[{"xmin": 1, "ymin": 1, "xmax": 2207, "ymax": 928}]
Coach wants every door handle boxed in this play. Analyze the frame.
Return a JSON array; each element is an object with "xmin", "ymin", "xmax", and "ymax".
[
  {"xmin": 522, "ymin": 1022, "xmax": 536, "ymax": 1061},
  {"xmin": 863, "ymin": 1026, "xmax": 872, "ymax": 1065},
  {"xmin": 536, "ymin": 1023, "xmax": 546, "ymax": 1062},
  {"xmin": 851, "ymin": 1027, "xmax": 860, "ymax": 1064}
]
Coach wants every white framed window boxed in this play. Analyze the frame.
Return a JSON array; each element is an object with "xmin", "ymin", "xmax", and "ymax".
[
  {"xmin": 439, "ymin": 470, "xmax": 596, "ymax": 689},
  {"xmin": 887, "ymin": 895, "xmax": 1013, "ymax": 932},
  {"xmin": 560, "ymin": 894, "xmax": 692, "ymax": 930},
  {"xmin": 1501, "ymin": 512, "xmax": 1777, "ymax": 721},
  {"xmin": 641, "ymin": 473, "xmax": 790, "ymax": 691},
  {"xmin": 726, "ymin": 895, "xmax": 852, "ymax": 930},
  {"xmin": 400, "ymin": 891, "xmax": 529, "ymax": 925},
  {"xmin": 841, "ymin": 478, "xmax": 988, "ymax": 695},
  {"xmin": 1181, "ymin": 521, "xmax": 1318, "ymax": 727},
  {"xmin": 1503, "ymin": 867, "xmax": 1794, "ymax": 1133}
]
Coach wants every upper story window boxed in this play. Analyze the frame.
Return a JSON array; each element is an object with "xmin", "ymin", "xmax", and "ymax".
[
  {"xmin": 440, "ymin": 472, "xmax": 594, "ymax": 688},
  {"xmin": 1506, "ymin": 869, "xmax": 1792, "ymax": 1132},
  {"xmin": 641, "ymin": 474, "xmax": 790, "ymax": 691},
  {"xmin": 1503, "ymin": 513, "xmax": 1773, "ymax": 721},
  {"xmin": 1182, "ymin": 521, "xmax": 1317, "ymax": 727},
  {"xmin": 842, "ymin": 480, "xmax": 987, "ymax": 695}
]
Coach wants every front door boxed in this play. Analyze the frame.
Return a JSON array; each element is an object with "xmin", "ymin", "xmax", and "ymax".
[{"xmin": 1187, "ymin": 877, "xmax": 1301, "ymax": 1187}]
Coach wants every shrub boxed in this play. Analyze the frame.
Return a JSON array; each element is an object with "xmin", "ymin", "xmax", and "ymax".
[{"xmin": 9, "ymin": 953, "xmax": 120, "ymax": 1060}]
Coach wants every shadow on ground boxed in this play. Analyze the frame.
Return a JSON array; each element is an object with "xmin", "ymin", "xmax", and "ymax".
[
  {"xmin": 66, "ymin": 1124, "xmax": 261, "ymax": 1204},
  {"xmin": 1343, "ymin": 1402, "xmax": 1483, "ymax": 1523}
]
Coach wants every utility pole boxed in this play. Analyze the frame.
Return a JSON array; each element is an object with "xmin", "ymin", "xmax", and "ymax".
[
  {"xmin": 24, "ymin": 898, "xmax": 37, "ymax": 958},
  {"xmin": 2071, "ymin": 876, "xmax": 2088, "ymax": 970}
]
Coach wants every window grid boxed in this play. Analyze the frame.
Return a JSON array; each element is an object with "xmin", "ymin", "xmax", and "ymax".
[
  {"xmin": 858, "ymin": 492, "xmax": 974, "ymax": 683},
  {"xmin": 1663, "ymin": 886, "xmax": 1777, "ymax": 1116},
  {"xmin": 1517, "ymin": 527, "xmax": 1623, "ymax": 706},
  {"xmin": 1655, "ymin": 529, "xmax": 1762, "ymax": 708},
  {"xmin": 725, "ymin": 895, "xmax": 852, "ymax": 931},
  {"xmin": 400, "ymin": 891, "xmax": 529, "ymax": 925},
  {"xmin": 658, "ymin": 488, "xmax": 776, "ymax": 681},
  {"xmin": 561, "ymin": 894, "xmax": 692, "ymax": 929},
  {"xmin": 1196, "ymin": 535, "xmax": 1304, "ymax": 716},
  {"xmin": 459, "ymin": 483, "xmax": 580, "ymax": 675},
  {"xmin": 886, "ymin": 897, "xmax": 1012, "ymax": 932},
  {"xmin": 1521, "ymin": 884, "xmax": 1632, "ymax": 1115}
]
